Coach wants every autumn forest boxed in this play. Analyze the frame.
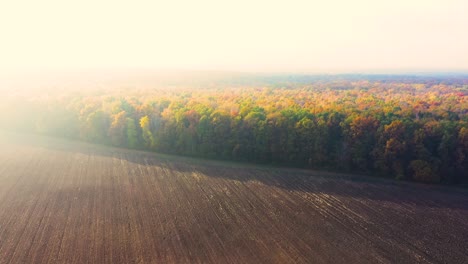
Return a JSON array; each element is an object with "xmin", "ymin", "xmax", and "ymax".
[{"xmin": 2, "ymin": 74, "xmax": 467, "ymax": 184}]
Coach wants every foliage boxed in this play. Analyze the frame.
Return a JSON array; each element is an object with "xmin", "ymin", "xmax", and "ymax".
[{"xmin": 1, "ymin": 76, "xmax": 467, "ymax": 184}]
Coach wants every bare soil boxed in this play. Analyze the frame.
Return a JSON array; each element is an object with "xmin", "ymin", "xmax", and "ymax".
[{"xmin": 0, "ymin": 132, "xmax": 467, "ymax": 264}]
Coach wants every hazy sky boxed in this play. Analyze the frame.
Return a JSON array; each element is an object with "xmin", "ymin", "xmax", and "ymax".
[{"xmin": 1, "ymin": 0, "xmax": 467, "ymax": 73}]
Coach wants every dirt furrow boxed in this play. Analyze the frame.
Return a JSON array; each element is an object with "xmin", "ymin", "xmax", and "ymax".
[{"xmin": 0, "ymin": 134, "xmax": 467, "ymax": 264}]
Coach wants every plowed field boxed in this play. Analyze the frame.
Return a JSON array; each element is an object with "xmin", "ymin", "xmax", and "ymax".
[{"xmin": 0, "ymin": 132, "xmax": 467, "ymax": 263}]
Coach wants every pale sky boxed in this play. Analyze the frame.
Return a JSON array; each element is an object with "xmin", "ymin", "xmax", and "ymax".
[{"xmin": 0, "ymin": 0, "xmax": 467, "ymax": 73}]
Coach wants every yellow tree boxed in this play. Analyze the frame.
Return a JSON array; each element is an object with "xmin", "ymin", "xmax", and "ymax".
[
  {"xmin": 140, "ymin": 115, "xmax": 155, "ymax": 149},
  {"xmin": 108, "ymin": 111, "xmax": 127, "ymax": 147}
]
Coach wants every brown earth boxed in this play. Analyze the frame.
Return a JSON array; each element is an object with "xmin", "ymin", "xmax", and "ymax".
[{"xmin": 0, "ymin": 132, "xmax": 467, "ymax": 264}]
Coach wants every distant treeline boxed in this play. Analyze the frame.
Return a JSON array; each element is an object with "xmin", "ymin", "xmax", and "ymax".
[{"xmin": 1, "ymin": 78, "xmax": 467, "ymax": 184}]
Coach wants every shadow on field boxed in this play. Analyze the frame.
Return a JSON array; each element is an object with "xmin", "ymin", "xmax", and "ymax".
[{"xmin": 3, "ymin": 131, "xmax": 468, "ymax": 210}]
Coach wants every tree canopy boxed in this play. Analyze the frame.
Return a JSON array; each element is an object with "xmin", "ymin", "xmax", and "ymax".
[{"xmin": 1, "ymin": 76, "xmax": 467, "ymax": 184}]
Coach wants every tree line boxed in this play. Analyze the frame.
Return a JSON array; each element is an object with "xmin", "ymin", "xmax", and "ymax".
[{"xmin": 1, "ymin": 78, "xmax": 467, "ymax": 184}]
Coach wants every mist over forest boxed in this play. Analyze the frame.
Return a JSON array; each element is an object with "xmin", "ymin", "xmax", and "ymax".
[
  {"xmin": 2, "ymin": 0, "xmax": 468, "ymax": 262},
  {"xmin": 2, "ymin": 71, "xmax": 467, "ymax": 184}
]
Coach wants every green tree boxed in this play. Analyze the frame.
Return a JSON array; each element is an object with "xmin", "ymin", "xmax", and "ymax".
[
  {"xmin": 126, "ymin": 118, "xmax": 139, "ymax": 148},
  {"xmin": 83, "ymin": 110, "xmax": 110, "ymax": 144}
]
